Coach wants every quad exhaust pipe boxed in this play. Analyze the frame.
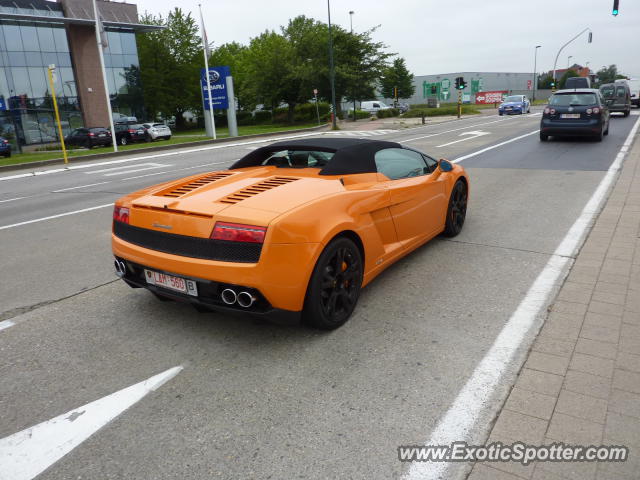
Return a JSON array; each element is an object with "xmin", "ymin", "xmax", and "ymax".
[{"xmin": 221, "ymin": 288, "xmax": 256, "ymax": 308}]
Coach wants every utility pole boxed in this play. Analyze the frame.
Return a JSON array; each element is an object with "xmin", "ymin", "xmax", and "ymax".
[
  {"xmin": 552, "ymin": 27, "xmax": 592, "ymax": 92},
  {"xmin": 327, "ymin": 0, "xmax": 337, "ymax": 129},
  {"xmin": 532, "ymin": 45, "xmax": 541, "ymax": 102},
  {"xmin": 47, "ymin": 65, "xmax": 68, "ymax": 164},
  {"xmin": 349, "ymin": 10, "xmax": 356, "ymax": 121}
]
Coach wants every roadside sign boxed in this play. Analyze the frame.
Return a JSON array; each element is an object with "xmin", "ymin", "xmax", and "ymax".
[
  {"xmin": 0, "ymin": 97, "xmax": 6, "ymax": 111},
  {"xmin": 527, "ymin": 80, "xmax": 532, "ymax": 90},
  {"xmin": 475, "ymin": 90, "xmax": 508, "ymax": 104},
  {"xmin": 313, "ymin": 88, "xmax": 318, "ymax": 95},
  {"xmin": 201, "ymin": 66, "xmax": 230, "ymax": 110}
]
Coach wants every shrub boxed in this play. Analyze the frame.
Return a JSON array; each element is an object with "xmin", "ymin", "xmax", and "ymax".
[
  {"xmin": 254, "ymin": 110, "xmax": 272, "ymax": 124},
  {"xmin": 376, "ymin": 108, "xmax": 400, "ymax": 118},
  {"xmin": 403, "ymin": 105, "xmax": 480, "ymax": 117},
  {"xmin": 346, "ymin": 109, "xmax": 371, "ymax": 120}
]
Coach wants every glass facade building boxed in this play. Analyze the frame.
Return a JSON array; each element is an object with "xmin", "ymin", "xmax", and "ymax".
[{"xmin": 0, "ymin": 0, "xmax": 152, "ymax": 149}]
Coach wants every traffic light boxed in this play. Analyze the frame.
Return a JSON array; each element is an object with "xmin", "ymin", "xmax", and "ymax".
[
  {"xmin": 612, "ymin": 0, "xmax": 619, "ymax": 16},
  {"xmin": 454, "ymin": 77, "xmax": 467, "ymax": 90}
]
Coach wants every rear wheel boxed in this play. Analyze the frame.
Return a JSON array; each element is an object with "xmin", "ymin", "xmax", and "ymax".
[
  {"xmin": 302, "ymin": 237, "xmax": 363, "ymax": 330},
  {"xmin": 595, "ymin": 126, "xmax": 604, "ymax": 142},
  {"xmin": 540, "ymin": 132, "xmax": 549, "ymax": 141},
  {"xmin": 443, "ymin": 180, "xmax": 467, "ymax": 237},
  {"xmin": 4, "ymin": 151, "xmax": 10, "ymax": 158},
  {"xmin": 120, "ymin": 136, "xmax": 128, "ymax": 146},
  {"xmin": 85, "ymin": 140, "xmax": 92, "ymax": 150},
  {"xmin": 624, "ymin": 109, "xmax": 630, "ymax": 117}
]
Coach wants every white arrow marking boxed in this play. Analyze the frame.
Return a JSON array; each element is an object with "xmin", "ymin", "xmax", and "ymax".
[
  {"xmin": 436, "ymin": 130, "xmax": 491, "ymax": 147},
  {"xmin": 0, "ymin": 366, "xmax": 183, "ymax": 480}
]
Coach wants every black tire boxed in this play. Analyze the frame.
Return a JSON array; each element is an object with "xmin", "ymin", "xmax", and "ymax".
[
  {"xmin": 120, "ymin": 136, "xmax": 128, "ymax": 146},
  {"xmin": 4, "ymin": 151, "xmax": 10, "ymax": 158},
  {"xmin": 604, "ymin": 122, "xmax": 610, "ymax": 136},
  {"xmin": 540, "ymin": 132, "xmax": 549, "ymax": 141},
  {"xmin": 623, "ymin": 109, "xmax": 630, "ymax": 117},
  {"xmin": 499, "ymin": 112, "xmax": 503, "ymax": 116},
  {"xmin": 165, "ymin": 136, "xmax": 171, "ymax": 140},
  {"xmin": 595, "ymin": 126, "xmax": 604, "ymax": 142},
  {"xmin": 443, "ymin": 180, "xmax": 468, "ymax": 237},
  {"xmin": 145, "ymin": 134, "xmax": 152, "ymax": 143},
  {"xmin": 302, "ymin": 237, "xmax": 363, "ymax": 330},
  {"xmin": 85, "ymin": 140, "xmax": 92, "ymax": 150}
]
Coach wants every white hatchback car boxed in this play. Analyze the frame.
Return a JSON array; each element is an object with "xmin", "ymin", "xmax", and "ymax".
[{"xmin": 142, "ymin": 123, "xmax": 172, "ymax": 141}]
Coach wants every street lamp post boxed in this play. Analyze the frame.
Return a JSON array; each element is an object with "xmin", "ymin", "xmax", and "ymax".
[
  {"xmin": 349, "ymin": 10, "xmax": 356, "ymax": 121},
  {"xmin": 552, "ymin": 27, "xmax": 592, "ymax": 90},
  {"xmin": 327, "ymin": 0, "xmax": 337, "ymax": 129},
  {"xmin": 567, "ymin": 55, "xmax": 573, "ymax": 69},
  {"xmin": 532, "ymin": 45, "xmax": 541, "ymax": 102}
]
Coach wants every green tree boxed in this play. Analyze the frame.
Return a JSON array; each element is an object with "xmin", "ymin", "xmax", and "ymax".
[
  {"xmin": 595, "ymin": 64, "xmax": 627, "ymax": 86},
  {"xmin": 137, "ymin": 8, "xmax": 201, "ymax": 128},
  {"xmin": 208, "ymin": 42, "xmax": 251, "ymax": 110},
  {"xmin": 538, "ymin": 74, "xmax": 554, "ymax": 89},
  {"xmin": 379, "ymin": 57, "xmax": 415, "ymax": 100},
  {"xmin": 558, "ymin": 69, "xmax": 579, "ymax": 89}
]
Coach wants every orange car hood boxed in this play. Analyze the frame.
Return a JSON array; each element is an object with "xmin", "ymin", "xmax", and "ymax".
[{"xmin": 129, "ymin": 167, "xmax": 346, "ymax": 230}]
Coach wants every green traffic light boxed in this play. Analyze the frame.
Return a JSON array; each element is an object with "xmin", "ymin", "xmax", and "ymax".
[{"xmin": 613, "ymin": 9, "xmax": 618, "ymax": 15}]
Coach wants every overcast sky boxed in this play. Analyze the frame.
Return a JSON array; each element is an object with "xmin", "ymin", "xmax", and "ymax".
[{"xmin": 134, "ymin": 0, "xmax": 640, "ymax": 78}]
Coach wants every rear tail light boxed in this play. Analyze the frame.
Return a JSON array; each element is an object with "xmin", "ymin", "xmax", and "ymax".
[
  {"xmin": 543, "ymin": 107, "xmax": 550, "ymax": 114},
  {"xmin": 2, "ymin": 140, "xmax": 8, "ymax": 144},
  {"xmin": 113, "ymin": 206, "xmax": 130, "ymax": 224},
  {"xmin": 128, "ymin": 129, "xmax": 136, "ymax": 133},
  {"xmin": 592, "ymin": 107, "xmax": 600, "ymax": 114},
  {"xmin": 211, "ymin": 222, "xmax": 266, "ymax": 243},
  {"xmin": 88, "ymin": 132, "xmax": 95, "ymax": 137}
]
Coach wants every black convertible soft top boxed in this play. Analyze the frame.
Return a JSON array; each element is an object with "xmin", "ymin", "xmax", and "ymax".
[{"xmin": 229, "ymin": 137, "xmax": 402, "ymax": 175}]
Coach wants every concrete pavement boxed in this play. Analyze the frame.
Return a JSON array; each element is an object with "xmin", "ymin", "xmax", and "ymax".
[{"xmin": 1, "ymin": 109, "xmax": 638, "ymax": 479}]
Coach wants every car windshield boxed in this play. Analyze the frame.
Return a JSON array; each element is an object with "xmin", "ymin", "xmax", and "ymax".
[
  {"xmin": 600, "ymin": 86, "xmax": 614, "ymax": 97},
  {"xmin": 261, "ymin": 149, "xmax": 335, "ymax": 168},
  {"xmin": 153, "ymin": 123, "xmax": 165, "ymax": 127},
  {"xmin": 549, "ymin": 93, "xmax": 597, "ymax": 106},
  {"xmin": 504, "ymin": 96, "xmax": 522, "ymax": 102}
]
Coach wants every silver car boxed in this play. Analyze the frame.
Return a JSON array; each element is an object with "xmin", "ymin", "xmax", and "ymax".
[{"xmin": 142, "ymin": 123, "xmax": 172, "ymax": 141}]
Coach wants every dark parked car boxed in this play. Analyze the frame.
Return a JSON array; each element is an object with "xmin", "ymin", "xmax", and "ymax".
[
  {"xmin": 65, "ymin": 127, "xmax": 112, "ymax": 149},
  {"xmin": 540, "ymin": 89, "xmax": 610, "ymax": 142},
  {"xmin": 114, "ymin": 123, "xmax": 147, "ymax": 146},
  {"xmin": 0, "ymin": 136, "xmax": 11, "ymax": 157}
]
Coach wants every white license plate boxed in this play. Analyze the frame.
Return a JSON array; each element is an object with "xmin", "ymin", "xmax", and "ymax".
[
  {"xmin": 561, "ymin": 114, "xmax": 581, "ymax": 119},
  {"xmin": 98, "ymin": 134, "xmax": 106, "ymax": 137},
  {"xmin": 144, "ymin": 269, "xmax": 198, "ymax": 296}
]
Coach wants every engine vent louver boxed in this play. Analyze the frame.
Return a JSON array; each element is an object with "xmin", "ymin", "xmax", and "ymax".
[
  {"xmin": 158, "ymin": 172, "xmax": 235, "ymax": 198},
  {"xmin": 219, "ymin": 177, "xmax": 299, "ymax": 204}
]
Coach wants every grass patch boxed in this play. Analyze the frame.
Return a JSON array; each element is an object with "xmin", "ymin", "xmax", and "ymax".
[{"xmin": 0, "ymin": 123, "xmax": 321, "ymax": 167}]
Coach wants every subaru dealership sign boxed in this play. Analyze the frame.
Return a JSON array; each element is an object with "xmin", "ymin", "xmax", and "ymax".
[{"xmin": 201, "ymin": 66, "xmax": 230, "ymax": 110}]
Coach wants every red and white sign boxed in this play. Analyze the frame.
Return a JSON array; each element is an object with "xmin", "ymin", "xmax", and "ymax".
[
  {"xmin": 313, "ymin": 88, "xmax": 318, "ymax": 95},
  {"xmin": 527, "ymin": 80, "xmax": 533, "ymax": 90},
  {"xmin": 475, "ymin": 90, "xmax": 508, "ymax": 104}
]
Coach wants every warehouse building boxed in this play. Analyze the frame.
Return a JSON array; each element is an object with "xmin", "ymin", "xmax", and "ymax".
[{"xmin": 0, "ymin": 0, "xmax": 158, "ymax": 148}]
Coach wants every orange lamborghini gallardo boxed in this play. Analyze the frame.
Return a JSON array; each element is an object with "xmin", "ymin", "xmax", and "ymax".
[{"xmin": 112, "ymin": 138, "xmax": 469, "ymax": 329}]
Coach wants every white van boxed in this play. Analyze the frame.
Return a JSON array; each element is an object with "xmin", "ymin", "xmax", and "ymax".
[
  {"xmin": 628, "ymin": 78, "xmax": 640, "ymax": 107},
  {"xmin": 360, "ymin": 101, "xmax": 391, "ymax": 114}
]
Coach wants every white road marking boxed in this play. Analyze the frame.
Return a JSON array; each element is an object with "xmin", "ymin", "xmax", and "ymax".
[
  {"xmin": 436, "ymin": 130, "xmax": 490, "ymax": 148},
  {"xmin": 0, "ymin": 131, "xmax": 326, "ymax": 182},
  {"xmin": 52, "ymin": 181, "xmax": 111, "ymax": 192},
  {"xmin": 103, "ymin": 165, "xmax": 171, "ymax": 177},
  {"xmin": 452, "ymin": 130, "xmax": 539, "ymax": 163},
  {"xmin": 403, "ymin": 115, "xmax": 640, "ymax": 480},
  {"xmin": 403, "ymin": 114, "xmax": 536, "ymax": 143},
  {"xmin": 0, "ymin": 320, "xmax": 15, "ymax": 331},
  {"xmin": 86, "ymin": 162, "xmax": 167, "ymax": 175},
  {"xmin": 0, "ymin": 203, "xmax": 113, "ymax": 231},
  {"xmin": 120, "ymin": 160, "xmax": 231, "ymax": 181},
  {"xmin": 0, "ymin": 196, "xmax": 28, "ymax": 203},
  {"xmin": 632, "ymin": 110, "xmax": 640, "ymax": 116},
  {"xmin": 0, "ymin": 366, "xmax": 183, "ymax": 480}
]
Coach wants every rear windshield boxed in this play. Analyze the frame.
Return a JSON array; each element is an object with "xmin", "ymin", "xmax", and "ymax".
[
  {"xmin": 504, "ymin": 96, "xmax": 523, "ymax": 102},
  {"xmin": 600, "ymin": 86, "xmax": 614, "ymax": 97},
  {"xmin": 549, "ymin": 93, "xmax": 597, "ymax": 106},
  {"xmin": 153, "ymin": 123, "xmax": 166, "ymax": 127},
  {"xmin": 89, "ymin": 128, "xmax": 107, "ymax": 132},
  {"xmin": 261, "ymin": 150, "xmax": 335, "ymax": 168}
]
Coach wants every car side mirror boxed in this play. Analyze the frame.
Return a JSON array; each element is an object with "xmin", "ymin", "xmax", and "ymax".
[{"xmin": 439, "ymin": 159, "xmax": 453, "ymax": 172}]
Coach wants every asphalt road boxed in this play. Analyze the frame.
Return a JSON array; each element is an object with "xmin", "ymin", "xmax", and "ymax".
[{"xmin": 1, "ymin": 109, "xmax": 638, "ymax": 480}]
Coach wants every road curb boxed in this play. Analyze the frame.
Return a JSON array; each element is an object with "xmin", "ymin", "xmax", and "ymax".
[{"xmin": 0, "ymin": 124, "xmax": 329, "ymax": 173}]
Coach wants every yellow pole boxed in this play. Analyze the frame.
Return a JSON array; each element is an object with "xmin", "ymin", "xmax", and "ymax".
[{"xmin": 47, "ymin": 65, "xmax": 68, "ymax": 164}]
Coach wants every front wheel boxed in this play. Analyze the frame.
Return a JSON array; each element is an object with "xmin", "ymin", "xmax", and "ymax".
[
  {"xmin": 443, "ymin": 180, "xmax": 468, "ymax": 237},
  {"xmin": 302, "ymin": 237, "xmax": 363, "ymax": 330},
  {"xmin": 624, "ymin": 109, "xmax": 630, "ymax": 117},
  {"xmin": 120, "ymin": 136, "xmax": 128, "ymax": 146}
]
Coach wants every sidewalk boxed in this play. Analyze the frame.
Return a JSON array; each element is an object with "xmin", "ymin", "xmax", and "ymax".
[{"xmin": 468, "ymin": 127, "xmax": 640, "ymax": 480}]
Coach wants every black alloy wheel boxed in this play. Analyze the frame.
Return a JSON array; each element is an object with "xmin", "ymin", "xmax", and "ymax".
[
  {"xmin": 443, "ymin": 180, "xmax": 468, "ymax": 237},
  {"xmin": 303, "ymin": 237, "xmax": 363, "ymax": 330}
]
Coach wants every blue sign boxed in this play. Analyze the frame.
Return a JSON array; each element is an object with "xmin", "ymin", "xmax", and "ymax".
[
  {"xmin": 0, "ymin": 97, "xmax": 7, "ymax": 111},
  {"xmin": 201, "ymin": 66, "xmax": 230, "ymax": 110}
]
